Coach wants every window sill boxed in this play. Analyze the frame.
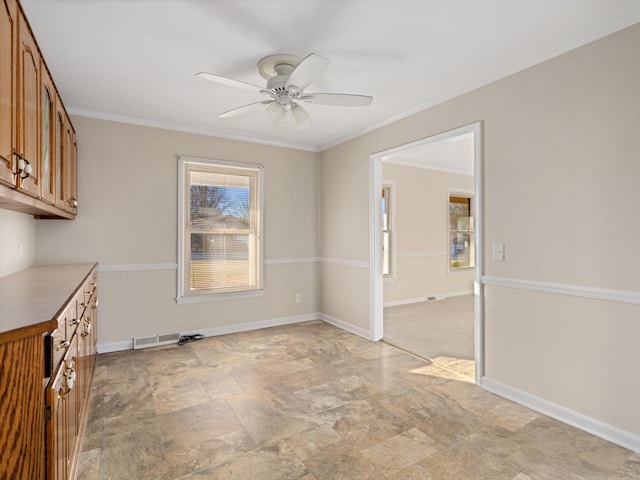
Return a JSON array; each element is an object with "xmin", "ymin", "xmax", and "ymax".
[{"xmin": 176, "ymin": 289, "xmax": 265, "ymax": 304}]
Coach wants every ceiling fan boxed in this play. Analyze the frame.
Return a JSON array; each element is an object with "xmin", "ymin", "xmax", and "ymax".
[{"xmin": 196, "ymin": 53, "xmax": 373, "ymax": 130}]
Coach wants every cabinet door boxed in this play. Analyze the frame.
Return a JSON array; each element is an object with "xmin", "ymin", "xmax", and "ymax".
[
  {"xmin": 40, "ymin": 66, "xmax": 55, "ymax": 204},
  {"xmin": 64, "ymin": 121, "xmax": 77, "ymax": 214},
  {"xmin": 46, "ymin": 362, "xmax": 69, "ymax": 480},
  {"xmin": 0, "ymin": 0, "xmax": 17, "ymax": 187},
  {"xmin": 16, "ymin": 8, "xmax": 40, "ymax": 197},
  {"xmin": 54, "ymin": 106, "xmax": 66, "ymax": 210},
  {"xmin": 46, "ymin": 333, "xmax": 79, "ymax": 480}
]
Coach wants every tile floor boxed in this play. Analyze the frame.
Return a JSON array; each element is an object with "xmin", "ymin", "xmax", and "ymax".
[{"xmin": 78, "ymin": 320, "xmax": 639, "ymax": 479}]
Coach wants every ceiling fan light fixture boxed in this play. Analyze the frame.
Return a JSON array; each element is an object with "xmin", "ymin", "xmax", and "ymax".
[
  {"xmin": 264, "ymin": 101, "xmax": 284, "ymax": 123},
  {"xmin": 291, "ymin": 104, "xmax": 312, "ymax": 130}
]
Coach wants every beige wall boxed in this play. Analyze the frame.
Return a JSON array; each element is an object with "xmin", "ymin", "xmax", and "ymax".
[
  {"xmin": 319, "ymin": 23, "xmax": 640, "ymax": 439},
  {"xmin": 0, "ymin": 209, "xmax": 36, "ymax": 277},
  {"xmin": 36, "ymin": 117, "xmax": 320, "ymax": 347},
  {"xmin": 382, "ymin": 163, "xmax": 474, "ymax": 304}
]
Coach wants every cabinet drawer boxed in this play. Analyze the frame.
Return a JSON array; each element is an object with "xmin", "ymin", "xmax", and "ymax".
[
  {"xmin": 45, "ymin": 302, "xmax": 76, "ymax": 378},
  {"xmin": 65, "ymin": 301, "xmax": 80, "ymax": 337},
  {"xmin": 78, "ymin": 277, "xmax": 95, "ymax": 316}
]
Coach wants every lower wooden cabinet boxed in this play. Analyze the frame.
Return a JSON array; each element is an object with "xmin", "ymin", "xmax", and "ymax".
[
  {"xmin": 47, "ymin": 332, "xmax": 83, "ymax": 480},
  {"xmin": 0, "ymin": 263, "xmax": 98, "ymax": 480}
]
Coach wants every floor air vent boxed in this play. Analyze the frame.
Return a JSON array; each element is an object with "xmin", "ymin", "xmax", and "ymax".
[
  {"xmin": 133, "ymin": 333, "xmax": 181, "ymax": 350},
  {"xmin": 426, "ymin": 295, "xmax": 445, "ymax": 302}
]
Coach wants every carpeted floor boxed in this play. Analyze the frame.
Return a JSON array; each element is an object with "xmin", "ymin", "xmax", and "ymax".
[{"xmin": 383, "ymin": 294, "xmax": 474, "ymax": 367}]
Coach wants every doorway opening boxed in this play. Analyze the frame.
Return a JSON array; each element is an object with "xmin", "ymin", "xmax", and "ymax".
[{"xmin": 369, "ymin": 122, "xmax": 483, "ymax": 384}]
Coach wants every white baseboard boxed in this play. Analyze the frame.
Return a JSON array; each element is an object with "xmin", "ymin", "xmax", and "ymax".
[
  {"xmin": 384, "ymin": 290, "xmax": 473, "ymax": 308},
  {"xmin": 98, "ymin": 340, "xmax": 134, "ymax": 353},
  {"xmin": 319, "ymin": 313, "xmax": 372, "ymax": 340},
  {"xmin": 181, "ymin": 313, "xmax": 321, "ymax": 338},
  {"xmin": 481, "ymin": 377, "xmax": 640, "ymax": 454},
  {"xmin": 97, "ymin": 313, "xmax": 321, "ymax": 353}
]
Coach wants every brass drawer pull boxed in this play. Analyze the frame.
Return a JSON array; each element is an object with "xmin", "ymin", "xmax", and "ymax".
[{"xmin": 56, "ymin": 340, "xmax": 70, "ymax": 351}]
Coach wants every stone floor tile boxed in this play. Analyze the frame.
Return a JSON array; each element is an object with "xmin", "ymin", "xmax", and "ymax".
[
  {"xmin": 76, "ymin": 448, "xmax": 100, "ymax": 480},
  {"xmin": 318, "ymin": 398, "xmax": 407, "ymax": 449},
  {"xmin": 285, "ymin": 424, "xmax": 344, "ymax": 460},
  {"xmin": 181, "ymin": 441, "xmax": 308, "ymax": 480},
  {"xmin": 226, "ymin": 390, "xmax": 320, "ymax": 447},
  {"xmin": 360, "ymin": 427, "xmax": 438, "ymax": 475},
  {"xmin": 99, "ymin": 423, "xmax": 167, "ymax": 480},
  {"xmin": 152, "ymin": 377, "xmax": 210, "ymax": 414},
  {"xmin": 76, "ymin": 322, "xmax": 638, "ymax": 480},
  {"xmin": 302, "ymin": 444, "xmax": 385, "ymax": 480},
  {"xmin": 157, "ymin": 399, "xmax": 243, "ymax": 448},
  {"xmin": 164, "ymin": 429, "xmax": 255, "ymax": 479}
]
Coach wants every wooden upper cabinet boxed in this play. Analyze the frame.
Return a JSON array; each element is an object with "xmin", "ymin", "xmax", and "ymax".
[
  {"xmin": 16, "ymin": 7, "xmax": 40, "ymax": 198},
  {"xmin": 41, "ymin": 66, "xmax": 56, "ymax": 204},
  {"xmin": 64, "ymin": 122, "xmax": 77, "ymax": 214},
  {"xmin": 0, "ymin": 0, "xmax": 17, "ymax": 187},
  {"xmin": 0, "ymin": 0, "xmax": 77, "ymax": 218},
  {"xmin": 54, "ymin": 105, "xmax": 66, "ymax": 211}
]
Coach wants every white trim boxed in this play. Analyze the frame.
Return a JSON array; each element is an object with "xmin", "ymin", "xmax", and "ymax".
[
  {"xmin": 481, "ymin": 377, "xmax": 640, "ymax": 454},
  {"xmin": 481, "ymin": 275, "xmax": 640, "ymax": 305},
  {"xmin": 97, "ymin": 313, "xmax": 322, "ymax": 353},
  {"xmin": 264, "ymin": 257, "xmax": 319, "ymax": 264},
  {"xmin": 98, "ymin": 263, "xmax": 178, "ymax": 272},
  {"xmin": 370, "ymin": 155, "xmax": 384, "ymax": 340},
  {"xmin": 68, "ymin": 108, "xmax": 319, "ymax": 153},
  {"xmin": 383, "ymin": 290, "xmax": 474, "ymax": 308},
  {"xmin": 396, "ymin": 251, "xmax": 448, "ymax": 258},
  {"xmin": 472, "ymin": 123, "xmax": 484, "ymax": 384},
  {"xmin": 320, "ymin": 313, "xmax": 372, "ymax": 341},
  {"xmin": 176, "ymin": 289, "xmax": 265, "ymax": 304},
  {"xmin": 97, "ymin": 340, "xmax": 134, "ymax": 353},
  {"xmin": 370, "ymin": 121, "xmax": 484, "ymax": 382},
  {"xmin": 176, "ymin": 156, "xmax": 264, "ymax": 303},
  {"xmin": 319, "ymin": 10, "xmax": 640, "ymax": 152},
  {"xmin": 182, "ymin": 313, "xmax": 320, "ymax": 337},
  {"xmin": 319, "ymin": 257, "xmax": 370, "ymax": 269},
  {"xmin": 96, "ymin": 259, "xmax": 321, "ymax": 273}
]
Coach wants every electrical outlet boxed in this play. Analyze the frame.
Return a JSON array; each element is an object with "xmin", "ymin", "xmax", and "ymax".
[{"xmin": 295, "ymin": 293, "xmax": 302, "ymax": 304}]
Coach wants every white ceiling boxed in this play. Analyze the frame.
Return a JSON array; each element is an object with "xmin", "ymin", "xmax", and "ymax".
[{"xmin": 21, "ymin": 0, "xmax": 640, "ymax": 152}]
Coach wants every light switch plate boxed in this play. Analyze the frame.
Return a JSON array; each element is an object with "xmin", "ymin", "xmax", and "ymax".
[{"xmin": 492, "ymin": 243, "xmax": 505, "ymax": 261}]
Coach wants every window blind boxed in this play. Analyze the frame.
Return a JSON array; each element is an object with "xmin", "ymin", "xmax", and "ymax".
[{"xmin": 181, "ymin": 159, "xmax": 262, "ymax": 296}]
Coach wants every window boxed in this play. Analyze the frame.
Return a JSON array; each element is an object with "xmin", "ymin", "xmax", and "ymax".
[
  {"xmin": 382, "ymin": 183, "xmax": 394, "ymax": 277},
  {"xmin": 449, "ymin": 192, "xmax": 474, "ymax": 270},
  {"xmin": 178, "ymin": 157, "xmax": 263, "ymax": 302}
]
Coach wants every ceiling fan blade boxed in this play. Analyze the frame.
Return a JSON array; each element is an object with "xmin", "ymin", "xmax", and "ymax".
[
  {"xmin": 300, "ymin": 93, "xmax": 373, "ymax": 107},
  {"xmin": 218, "ymin": 100, "xmax": 271, "ymax": 118},
  {"xmin": 196, "ymin": 72, "xmax": 263, "ymax": 94},
  {"xmin": 285, "ymin": 53, "xmax": 330, "ymax": 91}
]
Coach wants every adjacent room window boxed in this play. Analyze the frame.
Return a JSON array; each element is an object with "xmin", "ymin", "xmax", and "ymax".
[
  {"xmin": 449, "ymin": 192, "xmax": 474, "ymax": 270},
  {"xmin": 382, "ymin": 183, "xmax": 394, "ymax": 277},
  {"xmin": 178, "ymin": 157, "xmax": 263, "ymax": 301}
]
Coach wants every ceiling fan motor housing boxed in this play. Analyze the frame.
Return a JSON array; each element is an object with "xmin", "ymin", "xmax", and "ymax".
[{"xmin": 266, "ymin": 64, "xmax": 295, "ymax": 91}]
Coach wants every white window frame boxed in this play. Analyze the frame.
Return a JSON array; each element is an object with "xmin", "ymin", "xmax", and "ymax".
[
  {"xmin": 382, "ymin": 180, "xmax": 396, "ymax": 279},
  {"xmin": 177, "ymin": 156, "xmax": 264, "ymax": 304},
  {"xmin": 448, "ymin": 188, "xmax": 475, "ymax": 273}
]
